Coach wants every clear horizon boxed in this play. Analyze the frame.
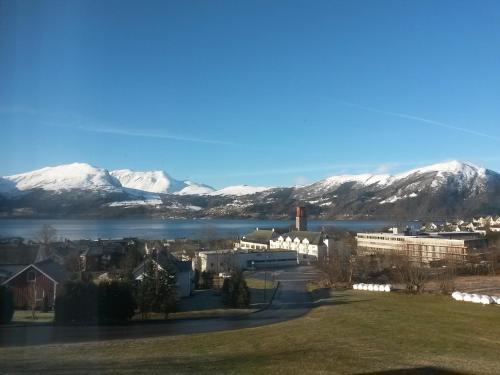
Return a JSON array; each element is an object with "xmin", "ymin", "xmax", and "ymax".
[{"xmin": 2, "ymin": 1, "xmax": 500, "ymax": 188}]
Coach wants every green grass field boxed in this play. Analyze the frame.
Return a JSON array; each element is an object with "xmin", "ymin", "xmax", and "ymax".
[
  {"xmin": 2, "ymin": 290, "xmax": 500, "ymax": 374},
  {"xmin": 12, "ymin": 310, "xmax": 54, "ymax": 324}
]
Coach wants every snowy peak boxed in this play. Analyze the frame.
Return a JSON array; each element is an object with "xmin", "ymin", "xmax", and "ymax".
[
  {"xmin": 323, "ymin": 173, "xmax": 392, "ymax": 187},
  {"xmin": 110, "ymin": 169, "xmax": 214, "ymax": 195},
  {"xmin": 395, "ymin": 160, "xmax": 486, "ymax": 180},
  {"xmin": 175, "ymin": 181, "xmax": 215, "ymax": 195},
  {"xmin": 3, "ymin": 163, "xmax": 122, "ymax": 193},
  {"xmin": 110, "ymin": 169, "xmax": 182, "ymax": 194},
  {"xmin": 209, "ymin": 185, "xmax": 272, "ymax": 196},
  {"xmin": 0, "ymin": 163, "xmax": 215, "ymax": 197},
  {"xmin": 300, "ymin": 160, "xmax": 493, "ymax": 197}
]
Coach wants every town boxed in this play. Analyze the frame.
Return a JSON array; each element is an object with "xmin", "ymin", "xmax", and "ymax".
[
  {"xmin": 2, "ymin": 1, "xmax": 500, "ymax": 373},
  {"xmin": 1, "ymin": 208, "xmax": 499, "ymax": 321}
]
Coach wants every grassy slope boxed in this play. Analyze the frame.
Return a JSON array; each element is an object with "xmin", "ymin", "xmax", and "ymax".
[{"xmin": 2, "ymin": 290, "xmax": 500, "ymax": 374}]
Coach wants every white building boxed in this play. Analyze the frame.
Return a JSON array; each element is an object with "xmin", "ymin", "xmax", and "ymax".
[
  {"xmin": 270, "ymin": 231, "xmax": 329, "ymax": 262},
  {"xmin": 236, "ymin": 228, "xmax": 280, "ymax": 250},
  {"xmin": 196, "ymin": 249, "xmax": 298, "ymax": 273}
]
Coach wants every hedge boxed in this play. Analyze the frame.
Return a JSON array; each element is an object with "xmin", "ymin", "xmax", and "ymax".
[
  {"xmin": 55, "ymin": 281, "xmax": 136, "ymax": 324},
  {"xmin": 0, "ymin": 286, "xmax": 14, "ymax": 324}
]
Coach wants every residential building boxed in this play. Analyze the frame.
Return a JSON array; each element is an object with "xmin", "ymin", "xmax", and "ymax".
[
  {"xmin": 133, "ymin": 252, "xmax": 193, "ymax": 298},
  {"xmin": 1, "ymin": 259, "xmax": 69, "ymax": 310},
  {"xmin": 79, "ymin": 238, "xmax": 138, "ymax": 271}
]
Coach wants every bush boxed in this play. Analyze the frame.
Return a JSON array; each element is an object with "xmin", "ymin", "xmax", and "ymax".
[
  {"xmin": 0, "ymin": 286, "xmax": 14, "ymax": 324},
  {"xmin": 222, "ymin": 272, "xmax": 250, "ymax": 308},
  {"xmin": 55, "ymin": 281, "xmax": 136, "ymax": 324},
  {"xmin": 55, "ymin": 281, "xmax": 98, "ymax": 324},
  {"xmin": 98, "ymin": 281, "xmax": 136, "ymax": 323}
]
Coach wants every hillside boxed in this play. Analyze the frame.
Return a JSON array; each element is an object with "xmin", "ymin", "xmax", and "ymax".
[{"xmin": 1, "ymin": 161, "xmax": 499, "ymax": 219}]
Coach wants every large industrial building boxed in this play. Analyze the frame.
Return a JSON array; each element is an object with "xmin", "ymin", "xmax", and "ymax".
[{"xmin": 356, "ymin": 230, "xmax": 487, "ymax": 264}]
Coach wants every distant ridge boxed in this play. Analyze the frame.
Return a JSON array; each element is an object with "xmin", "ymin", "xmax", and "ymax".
[{"xmin": 1, "ymin": 160, "xmax": 499, "ymax": 219}]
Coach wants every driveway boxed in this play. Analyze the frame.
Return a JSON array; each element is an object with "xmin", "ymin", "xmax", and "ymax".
[{"xmin": 0, "ymin": 266, "xmax": 322, "ymax": 347}]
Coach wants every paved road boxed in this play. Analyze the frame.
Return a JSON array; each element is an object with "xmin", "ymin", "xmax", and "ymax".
[{"xmin": 0, "ymin": 266, "xmax": 322, "ymax": 347}]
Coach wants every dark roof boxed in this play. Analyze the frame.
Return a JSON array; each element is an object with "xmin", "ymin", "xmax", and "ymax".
[
  {"xmin": 133, "ymin": 252, "xmax": 191, "ymax": 278},
  {"xmin": 34, "ymin": 259, "xmax": 70, "ymax": 283},
  {"xmin": 81, "ymin": 242, "xmax": 126, "ymax": 257},
  {"xmin": 1, "ymin": 259, "xmax": 70, "ymax": 285},
  {"xmin": 0, "ymin": 265, "xmax": 25, "ymax": 280},
  {"xmin": 281, "ymin": 231, "xmax": 324, "ymax": 245},
  {"xmin": 0, "ymin": 244, "xmax": 40, "ymax": 265},
  {"xmin": 242, "ymin": 229, "xmax": 278, "ymax": 244}
]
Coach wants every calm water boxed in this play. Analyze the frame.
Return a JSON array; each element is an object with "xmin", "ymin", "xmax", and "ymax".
[{"xmin": 0, "ymin": 218, "xmax": 398, "ymax": 240}]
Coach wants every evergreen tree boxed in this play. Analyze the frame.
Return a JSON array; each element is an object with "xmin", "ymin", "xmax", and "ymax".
[
  {"xmin": 136, "ymin": 256, "xmax": 177, "ymax": 319},
  {"xmin": 222, "ymin": 271, "xmax": 250, "ymax": 308}
]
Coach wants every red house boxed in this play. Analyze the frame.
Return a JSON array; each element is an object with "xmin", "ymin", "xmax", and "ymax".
[{"xmin": 1, "ymin": 259, "xmax": 69, "ymax": 310}]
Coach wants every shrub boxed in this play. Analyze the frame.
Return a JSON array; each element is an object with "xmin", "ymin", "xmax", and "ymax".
[
  {"xmin": 222, "ymin": 271, "xmax": 250, "ymax": 308},
  {"xmin": 55, "ymin": 281, "xmax": 136, "ymax": 324},
  {"xmin": 55, "ymin": 281, "xmax": 98, "ymax": 324},
  {"xmin": 98, "ymin": 281, "xmax": 136, "ymax": 323},
  {"xmin": 0, "ymin": 286, "xmax": 14, "ymax": 324}
]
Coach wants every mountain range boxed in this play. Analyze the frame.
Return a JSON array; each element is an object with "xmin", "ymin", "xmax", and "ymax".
[{"xmin": 0, "ymin": 161, "xmax": 499, "ymax": 220}]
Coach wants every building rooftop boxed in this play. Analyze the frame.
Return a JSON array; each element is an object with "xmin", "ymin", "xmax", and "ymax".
[
  {"xmin": 279, "ymin": 231, "xmax": 324, "ymax": 245},
  {"xmin": 242, "ymin": 229, "xmax": 279, "ymax": 244},
  {"xmin": 357, "ymin": 231, "xmax": 484, "ymax": 240}
]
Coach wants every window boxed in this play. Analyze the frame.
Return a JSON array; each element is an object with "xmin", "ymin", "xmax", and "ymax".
[{"xmin": 27, "ymin": 270, "xmax": 36, "ymax": 282}]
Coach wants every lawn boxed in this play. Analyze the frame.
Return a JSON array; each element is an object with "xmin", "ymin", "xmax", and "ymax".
[
  {"xmin": 2, "ymin": 290, "xmax": 500, "ymax": 374},
  {"xmin": 12, "ymin": 310, "xmax": 54, "ymax": 324},
  {"xmin": 245, "ymin": 276, "xmax": 278, "ymax": 306}
]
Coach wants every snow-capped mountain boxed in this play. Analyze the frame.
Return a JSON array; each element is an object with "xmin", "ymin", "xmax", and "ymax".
[
  {"xmin": 1, "ymin": 160, "xmax": 499, "ymax": 219},
  {"xmin": 175, "ymin": 181, "xmax": 215, "ymax": 195},
  {"xmin": 110, "ymin": 169, "xmax": 214, "ymax": 195},
  {"xmin": 297, "ymin": 161, "xmax": 489, "ymax": 198},
  {"xmin": 209, "ymin": 185, "xmax": 272, "ymax": 197},
  {"xmin": 1, "ymin": 163, "xmax": 122, "ymax": 194},
  {"xmin": 290, "ymin": 160, "xmax": 500, "ymax": 219},
  {"xmin": 0, "ymin": 163, "xmax": 214, "ymax": 196}
]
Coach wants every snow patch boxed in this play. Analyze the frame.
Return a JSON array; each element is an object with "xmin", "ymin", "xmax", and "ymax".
[
  {"xmin": 209, "ymin": 185, "xmax": 272, "ymax": 196},
  {"xmin": 108, "ymin": 199, "xmax": 162, "ymax": 207}
]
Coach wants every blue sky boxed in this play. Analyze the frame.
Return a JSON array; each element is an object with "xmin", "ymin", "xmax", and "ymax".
[{"xmin": 1, "ymin": 0, "xmax": 499, "ymax": 188}]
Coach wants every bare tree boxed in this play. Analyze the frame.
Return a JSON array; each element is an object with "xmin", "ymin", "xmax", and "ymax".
[
  {"xmin": 486, "ymin": 237, "xmax": 500, "ymax": 275},
  {"xmin": 38, "ymin": 224, "xmax": 57, "ymax": 245},
  {"xmin": 437, "ymin": 256, "xmax": 457, "ymax": 294},
  {"xmin": 322, "ymin": 236, "xmax": 355, "ymax": 285},
  {"xmin": 36, "ymin": 224, "xmax": 57, "ymax": 262},
  {"xmin": 390, "ymin": 254, "xmax": 428, "ymax": 293}
]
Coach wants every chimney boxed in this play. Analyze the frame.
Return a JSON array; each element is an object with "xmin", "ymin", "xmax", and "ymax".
[{"xmin": 295, "ymin": 206, "xmax": 307, "ymax": 231}]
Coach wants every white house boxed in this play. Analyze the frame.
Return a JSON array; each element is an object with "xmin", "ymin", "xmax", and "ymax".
[{"xmin": 133, "ymin": 252, "xmax": 193, "ymax": 298}]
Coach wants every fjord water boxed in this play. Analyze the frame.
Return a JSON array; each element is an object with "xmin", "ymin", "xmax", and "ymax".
[{"xmin": 0, "ymin": 218, "xmax": 396, "ymax": 240}]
